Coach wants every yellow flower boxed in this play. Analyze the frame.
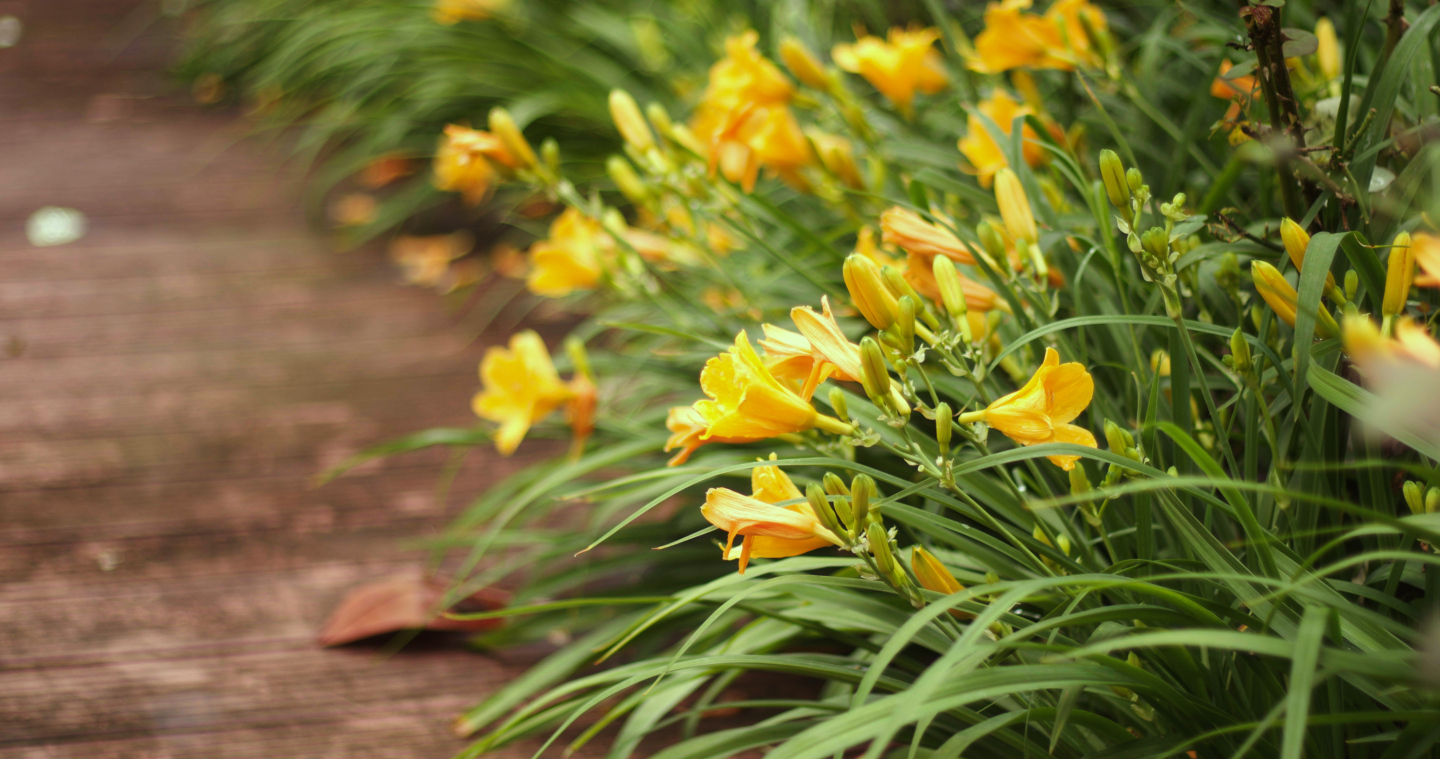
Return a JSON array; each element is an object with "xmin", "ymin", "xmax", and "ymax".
[
  {"xmin": 702, "ymin": 474, "xmax": 841, "ymax": 574},
  {"xmin": 759, "ymin": 324, "xmax": 817, "ymax": 382},
  {"xmin": 881, "ymin": 207, "xmax": 976, "ymax": 265},
  {"xmin": 779, "ymin": 37, "xmax": 831, "ymax": 90},
  {"xmin": 789, "ymin": 296, "xmax": 865, "ymax": 398},
  {"xmin": 808, "ymin": 130, "xmax": 865, "ymax": 189},
  {"xmin": 832, "ymin": 27, "xmax": 947, "ymax": 114},
  {"xmin": 1251, "ymin": 261, "xmax": 1340, "ymax": 338},
  {"xmin": 695, "ymin": 31, "xmax": 795, "ymax": 117},
  {"xmin": 693, "ymin": 331, "xmax": 821, "ymax": 441},
  {"xmin": 1211, "ymin": 60, "xmax": 1257, "ymax": 123},
  {"xmin": 1384, "ymin": 231, "xmax": 1414, "ymax": 317},
  {"xmin": 957, "ymin": 90, "xmax": 1045, "ymax": 188},
  {"xmin": 911, "ymin": 545, "xmax": 962, "ymax": 595},
  {"xmin": 854, "ymin": 226, "xmax": 902, "ymax": 269},
  {"xmin": 1344, "ymin": 314, "xmax": 1440, "ymax": 371},
  {"xmin": 472, "ymin": 331, "xmax": 574, "ymax": 455},
  {"xmin": 972, "ymin": 347, "xmax": 1096, "ymax": 470},
  {"xmin": 431, "ymin": 0, "xmax": 509, "ymax": 25},
  {"xmin": 433, "ymin": 125, "xmax": 518, "ymax": 205},
  {"xmin": 526, "ymin": 208, "xmax": 604, "ymax": 297},
  {"xmin": 389, "ymin": 233, "xmax": 473, "ymax": 288},
  {"xmin": 1280, "ymin": 218, "xmax": 1338, "ymax": 297},
  {"xmin": 1315, "ymin": 18, "xmax": 1341, "ymax": 81},
  {"xmin": 1412, "ymin": 232, "xmax": 1440, "ymax": 288},
  {"xmin": 968, "ymin": 0, "xmax": 1107, "ymax": 74},
  {"xmin": 663, "ymin": 407, "xmax": 761, "ymax": 467}
]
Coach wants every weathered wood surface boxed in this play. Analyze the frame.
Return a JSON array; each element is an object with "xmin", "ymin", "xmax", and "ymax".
[{"xmin": 0, "ymin": 3, "xmax": 569, "ymax": 756}]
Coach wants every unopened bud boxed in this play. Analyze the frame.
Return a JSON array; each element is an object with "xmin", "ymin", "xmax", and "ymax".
[
  {"xmin": 1069, "ymin": 465, "xmax": 1092, "ymax": 496},
  {"xmin": 1140, "ymin": 227, "xmax": 1169, "ymax": 262},
  {"xmin": 852, "ymin": 474, "xmax": 876, "ymax": 526},
  {"xmin": 488, "ymin": 107, "xmax": 539, "ymax": 170},
  {"xmin": 994, "ymin": 169, "xmax": 1037, "ymax": 245},
  {"xmin": 1404, "ymin": 481, "xmax": 1424, "ymax": 515},
  {"xmin": 911, "ymin": 545, "xmax": 962, "ymax": 595},
  {"xmin": 844, "ymin": 254, "xmax": 899, "ymax": 330},
  {"xmin": 1384, "ymin": 231, "xmax": 1414, "ymax": 317},
  {"xmin": 1126, "ymin": 167, "xmax": 1143, "ymax": 194},
  {"xmin": 807, "ymin": 483, "xmax": 844, "ymax": 538},
  {"xmin": 1103, "ymin": 419, "xmax": 1130, "ymax": 454},
  {"xmin": 644, "ymin": 102, "xmax": 674, "ymax": 142},
  {"xmin": 1098, "ymin": 149, "xmax": 1130, "ymax": 208},
  {"xmin": 608, "ymin": 89, "xmax": 655, "ymax": 153},
  {"xmin": 828, "ymin": 386, "xmax": 850, "ymax": 425},
  {"xmin": 976, "ymin": 221, "xmax": 1006, "ymax": 264},
  {"xmin": 859, "ymin": 336, "xmax": 892, "ymax": 405},
  {"xmin": 1229, "ymin": 328, "xmax": 1252, "ymax": 374},
  {"xmin": 1428, "ymin": 487, "xmax": 1440, "ymax": 515},
  {"xmin": 932, "ymin": 254, "xmax": 968, "ymax": 319},
  {"xmin": 779, "ymin": 37, "xmax": 830, "ymax": 90},
  {"xmin": 866, "ymin": 521, "xmax": 894, "ymax": 569},
  {"xmin": 935, "ymin": 402, "xmax": 953, "ymax": 455},
  {"xmin": 1057, "ymin": 534, "xmax": 1071, "ymax": 556},
  {"xmin": 606, "ymin": 155, "xmax": 649, "ymax": 205},
  {"xmin": 894, "ymin": 295, "xmax": 917, "ymax": 353},
  {"xmin": 541, "ymin": 138, "xmax": 561, "ymax": 178},
  {"xmin": 823, "ymin": 471, "xmax": 850, "ymax": 496}
]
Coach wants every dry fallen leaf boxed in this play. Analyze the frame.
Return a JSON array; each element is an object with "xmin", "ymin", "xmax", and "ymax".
[{"xmin": 317, "ymin": 574, "xmax": 508, "ymax": 646}]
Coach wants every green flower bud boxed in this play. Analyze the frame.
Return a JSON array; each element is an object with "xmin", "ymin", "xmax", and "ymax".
[
  {"xmin": 1069, "ymin": 465, "xmax": 1092, "ymax": 496},
  {"xmin": 1140, "ymin": 227, "xmax": 1169, "ymax": 262},
  {"xmin": 823, "ymin": 472, "xmax": 850, "ymax": 496},
  {"xmin": 976, "ymin": 220, "xmax": 1007, "ymax": 264},
  {"xmin": 866, "ymin": 521, "xmax": 894, "ymax": 569},
  {"xmin": 1428, "ymin": 487, "xmax": 1440, "ymax": 515},
  {"xmin": 645, "ymin": 102, "xmax": 674, "ymax": 141},
  {"xmin": 1229, "ymin": 328, "xmax": 1252, "ymax": 374},
  {"xmin": 851, "ymin": 473, "xmax": 875, "ymax": 526},
  {"xmin": 1404, "ymin": 481, "xmax": 1424, "ymax": 515},
  {"xmin": 1126, "ymin": 167, "xmax": 1143, "ymax": 194},
  {"xmin": 541, "ymin": 137, "xmax": 561, "ymax": 179},
  {"xmin": 828, "ymin": 386, "xmax": 850, "ymax": 425},
  {"xmin": 807, "ymin": 482, "xmax": 845, "ymax": 539},
  {"xmin": 935, "ymin": 401, "xmax": 953, "ymax": 455},
  {"xmin": 1344, "ymin": 269, "xmax": 1359, "ymax": 302},
  {"xmin": 1104, "ymin": 419, "xmax": 1130, "ymax": 454},
  {"xmin": 932, "ymin": 254, "xmax": 968, "ymax": 318},
  {"xmin": 859, "ymin": 336, "xmax": 892, "ymax": 407},
  {"xmin": 1057, "ymin": 534, "xmax": 1072, "ymax": 556},
  {"xmin": 894, "ymin": 295, "xmax": 917, "ymax": 353},
  {"xmin": 606, "ymin": 155, "xmax": 649, "ymax": 205},
  {"xmin": 1099, "ymin": 149, "xmax": 1130, "ymax": 208}
]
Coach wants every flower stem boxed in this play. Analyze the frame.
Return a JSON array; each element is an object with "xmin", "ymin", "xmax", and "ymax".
[{"xmin": 813, "ymin": 414, "xmax": 856, "ymax": 436}]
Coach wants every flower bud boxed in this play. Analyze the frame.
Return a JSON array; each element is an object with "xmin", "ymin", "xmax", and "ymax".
[
  {"xmin": 859, "ymin": 336, "xmax": 892, "ymax": 405},
  {"xmin": 1404, "ymin": 481, "xmax": 1424, "ymax": 515},
  {"xmin": 1229, "ymin": 327, "xmax": 1252, "ymax": 374},
  {"xmin": 828, "ymin": 386, "xmax": 850, "ymax": 425},
  {"xmin": 1252, "ymin": 261, "xmax": 1340, "ymax": 338},
  {"xmin": 911, "ymin": 545, "xmax": 962, "ymax": 595},
  {"xmin": 823, "ymin": 471, "xmax": 850, "ymax": 496},
  {"xmin": 807, "ymin": 482, "xmax": 845, "ymax": 539},
  {"xmin": 976, "ymin": 220, "xmax": 1006, "ymax": 265},
  {"xmin": 1140, "ymin": 227, "xmax": 1169, "ymax": 263},
  {"xmin": 1282, "ymin": 218, "xmax": 1339, "ymax": 296},
  {"xmin": 852, "ymin": 474, "xmax": 874, "ymax": 527},
  {"xmin": 932, "ymin": 254, "xmax": 969, "ymax": 319},
  {"xmin": 1098, "ymin": 149, "xmax": 1130, "ymax": 208},
  {"xmin": 488, "ymin": 107, "xmax": 539, "ymax": 170},
  {"xmin": 1103, "ymin": 419, "xmax": 1130, "ymax": 454},
  {"xmin": 934, "ymin": 401, "xmax": 953, "ymax": 455},
  {"xmin": 608, "ymin": 89, "xmax": 655, "ymax": 153},
  {"xmin": 1069, "ymin": 465, "xmax": 1092, "ymax": 497},
  {"xmin": 541, "ymin": 138, "xmax": 561, "ymax": 178},
  {"xmin": 1344, "ymin": 269, "xmax": 1359, "ymax": 302},
  {"xmin": 1126, "ymin": 167, "xmax": 1143, "ymax": 194},
  {"xmin": 994, "ymin": 169, "xmax": 1037, "ymax": 245},
  {"xmin": 845, "ymin": 254, "xmax": 900, "ymax": 330},
  {"xmin": 866, "ymin": 521, "xmax": 894, "ymax": 569},
  {"xmin": 779, "ymin": 36, "xmax": 830, "ymax": 90},
  {"xmin": 1384, "ymin": 231, "xmax": 1414, "ymax": 317},
  {"xmin": 645, "ymin": 102, "xmax": 674, "ymax": 141},
  {"xmin": 894, "ymin": 295, "xmax": 917, "ymax": 353},
  {"xmin": 1057, "ymin": 534, "xmax": 1071, "ymax": 556},
  {"xmin": 1315, "ymin": 17, "xmax": 1341, "ymax": 80},
  {"xmin": 1428, "ymin": 487, "xmax": 1440, "ymax": 515},
  {"xmin": 606, "ymin": 155, "xmax": 649, "ymax": 205}
]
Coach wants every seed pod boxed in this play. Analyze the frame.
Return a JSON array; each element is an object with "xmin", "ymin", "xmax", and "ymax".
[{"xmin": 1098, "ymin": 149, "xmax": 1130, "ymax": 208}]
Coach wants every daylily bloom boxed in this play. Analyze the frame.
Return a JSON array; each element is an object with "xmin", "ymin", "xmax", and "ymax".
[
  {"xmin": 1211, "ymin": 60, "xmax": 1257, "ymax": 122},
  {"xmin": 1251, "ymin": 260, "xmax": 1340, "ymax": 338},
  {"xmin": 433, "ymin": 125, "xmax": 518, "ymax": 205},
  {"xmin": 693, "ymin": 331, "xmax": 828, "ymax": 441},
  {"xmin": 1412, "ymin": 232, "xmax": 1440, "ymax": 288},
  {"xmin": 759, "ymin": 324, "xmax": 818, "ymax": 382},
  {"xmin": 854, "ymin": 226, "xmax": 902, "ymax": 269},
  {"xmin": 789, "ymin": 297, "xmax": 865, "ymax": 398},
  {"xmin": 663, "ymin": 407, "xmax": 760, "ymax": 467},
  {"xmin": 957, "ymin": 90, "xmax": 1045, "ymax": 187},
  {"xmin": 1344, "ymin": 314, "xmax": 1440, "ymax": 371},
  {"xmin": 881, "ymin": 207, "xmax": 976, "ymax": 265},
  {"xmin": 389, "ymin": 233, "xmax": 473, "ymax": 289},
  {"xmin": 526, "ymin": 208, "xmax": 605, "ymax": 297},
  {"xmin": 968, "ymin": 0, "xmax": 1107, "ymax": 73},
  {"xmin": 702, "ymin": 474, "xmax": 841, "ymax": 573},
  {"xmin": 832, "ymin": 27, "xmax": 947, "ymax": 115},
  {"xmin": 432, "ymin": 0, "xmax": 509, "ymax": 25},
  {"xmin": 964, "ymin": 347, "xmax": 1096, "ymax": 470},
  {"xmin": 472, "ymin": 331, "xmax": 574, "ymax": 455}
]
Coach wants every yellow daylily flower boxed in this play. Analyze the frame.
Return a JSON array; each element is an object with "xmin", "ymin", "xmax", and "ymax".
[
  {"xmin": 526, "ymin": 208, "xmax": 605, "ymax": 297},
  {"xmin": 957, "ymin": 90, "xmax": 1045, "ymax": 188},
  {"xmin": 693, "ymin": 331, "xmax": 828, "ymax": 441},
  {"xmin": 759, "ymin": 324, "xmax": 818, "ymax": 382},
  {"xmin": 911, "ymin": 545, "xmax": 976, "ymax": 619},
  {"xmin": 968, "ymin": 0, "xmax": 1107, "ymax": 73},
  {"xmin": 1251, "ymin": 260, "xmax": 1340, "ymax": 338},
  {"xmin": 472, "ymin": 331, "xmax": 574, "ymax": 455},
  {"xmin": 663, "ymin": 406, "xmax": 761, "ymax": 467},
  {"xmin": 854, "ymin": 226, "xmax": 902, "ymax": 269},
  {"xmin": 1411, "ymin": 232, "xmax": 1440, "ymax": 288},
  {"xmin": 433, "ymin": 125, "xmax": 518, "ymax": 205},
  {"xmin": 832, "ymin": 27, "xmax": 948, "ymax": 114},
  {"xmin": 432, "ymin": 0, "xmax": 509, "ymax": 25},
  {"xmin": 703, "ymin": 476, "xmax": 841, "ymax": 574},
  {"xmin": 966, "ymin": 347, "xmax": 1096, "ymax": 470},
  {"xmin": 790, "ymin": 296, "xmax": 865, "ymax": 398},
  {"xmin": 1344, "ymin": 314, "xmax": 1440, "ymax": 371},
  {"xmin": 389, "ymin": 233, "xmax": 474, "ymax": 289},
  {"xmin": 881, "ymin": 207, "xmax": 976, "ymax": 265}
]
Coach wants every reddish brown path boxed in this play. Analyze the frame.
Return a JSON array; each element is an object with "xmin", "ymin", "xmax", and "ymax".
[{"xmin": 0, "ymin": 3, "xmax": 542, "ymax": 756}]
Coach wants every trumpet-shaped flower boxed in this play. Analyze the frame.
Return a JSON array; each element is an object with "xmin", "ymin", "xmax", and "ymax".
[
  {"xmin": 703, "ymin": 476, "xmax": 841, "ymax": 573},
  {"xmin": 433, "ymin": 125, "xmax": 518, "ymax": 205},
  {"xmin": 1344, "ymin": 315, "xmax": 1440, "ymax": 372},
  {"xmin": 693, "ymin": 331, "xmax": 820, "ymax": 440},
  {"xmin": 526, "ymin": 208, "xmax": 605, "ymax": 297},
  {"xmin": 957, "ymin": 90, "xmax": 1045, "ymax": 187},
  {"xmin": 472, "ymin": 331, "xmax": 574, "ymax": 455},
  {"xmin": 663, "ymin": 407, "xmax": 760, "ymax": 467},
  {"xmin": 832, "ymin": 27, "xmax": 947, "ymax": 114},
  {"xmin": 1412, "ymin": 232, "xmax": 1440, "ymax": 288},
  {"xmin": 1251, "ymin": 261, "xmax": 1340, "ymax": 339},
  {"xmin": 881, "ymin": 207, "xmax": 976, "ymax": 265},
  {"xmin": 789, "ymin": 297, "xmax": 865, "ymax": 398},
  {"xmin": 968, "ymin": 0, "xmax": 1107, "ymax": 73},
  {"xmin": 974, "ymin": 347, "xmax": 1096, "ymax": 470}
]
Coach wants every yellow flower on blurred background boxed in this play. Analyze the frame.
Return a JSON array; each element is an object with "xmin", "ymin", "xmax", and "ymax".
[
  {"xmin": 832, "ymin": 27, "xmax": 947, "ymax": 115},
  {"xmin": 663, "ymin": 407, "xmax": 761, "ymax": 467},
  {"xmin": 1315, "ymin": 17, "xmax": 1341, "ymax": 81},
  {"xmin": 702, "ymin": 473, "xmax": 840, "ymax": 573},
  {"xmin": 389, "ymin": 232, "xmax": 474, "ymax": 289},
  {"xmin": 472, "ymin": 331, "xmax": 574, "ymax": 455},
  {"xmin": 1344, "ymin": 314, "xmax": 1440, "ymax": 371},
  {"xmin": 432, "ymin": 0, "xmax": 509, "ymax": 24},
  {"xmin": 694, "ymin": 331, "xmax": 821, "ymax": 440},
  {"xmin": 789, "ymin": 297, "xmax": 865, "ymax": 398},
  {"xmin": 526, "ymin": 208, "xmax": 604, "ymax": 297},
  {"xmin": 1211, "ymin": 60, "xmax": 1257, "ymax": 122},
  {"xmin": 965, "ymin": 347, "xmax": 1095, "ymax": 470},
  {"xmin": 881, "ymin": 207, "xmax": 976, "ymax": 265},
  {"xmin": 433, "ymin": 125, "xmax": 518, "ymax": 205},
  {"xmin": 968, "ymin": 0, "xmax": 1107, "ymax": 73},
  {"xmin": 957, "ymin": 90, "xmax": 1044, "ymax": 188},
  {"xmin": 1412, "ymin": 232, "xmax": 1440, "ymax": 288}
]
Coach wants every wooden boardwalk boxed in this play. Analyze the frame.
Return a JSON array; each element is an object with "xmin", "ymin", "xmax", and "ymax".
[{"xmin": 0, "ymin": 3, "xmax": 554, "ymax": 756}]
